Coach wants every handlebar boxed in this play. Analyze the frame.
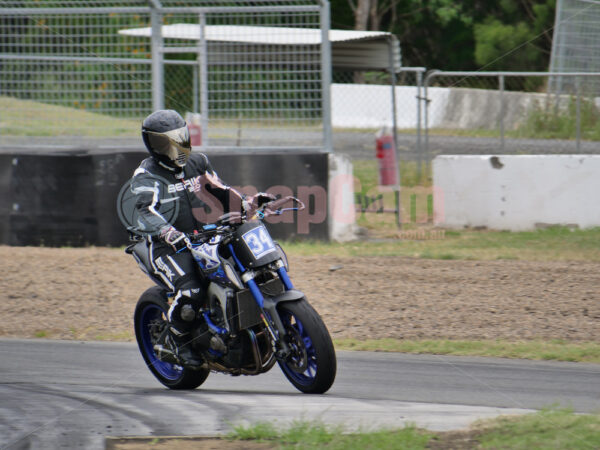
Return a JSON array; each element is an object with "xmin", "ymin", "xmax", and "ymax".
[
  {"xmin": 185, "ymin": 196, "xmax": 305, "ymax": 246},
  {"xmin": 252, "ymin": 195, "xmax": 305, "ymax": 220}
]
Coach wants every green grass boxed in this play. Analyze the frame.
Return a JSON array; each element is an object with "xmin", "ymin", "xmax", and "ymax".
[
  {"xmin": 228, "ymin": 421, "xmax": 431, "ymax": 449},
  {"xmin": 353, "ymin": 159, "xmax": 431, "ymax": 190},
  {"xmin": 5, "ymin": 90, "xmax": 600, "ymax": 142},
  {"xmin": 284, "ymin": 226, "xmax": 600, "ymax": 261},
  {"xmin": 476, "ymin": 408, "xmax": 600, "ymax": 450},
  {"xmin": 227, "ymin": 410, "xmax": 600, "ymax": 449},
  {"xmin": 0, "ymin": 96, "xmax": 140, "ymax": 137},
  {"xmin": 392, "ymin": 98, "xmax": 600, "ymax": 142},
  {"xmin": 358, "ymin": 96, "xmax": 600, "ymax": 142},
  {"xmin": 334, "ymin": 338, "xmax": 600, "ymax": 363},
  {"xmin": 514, "ymin": 97, "xmax": 600, "ymax": 141}
]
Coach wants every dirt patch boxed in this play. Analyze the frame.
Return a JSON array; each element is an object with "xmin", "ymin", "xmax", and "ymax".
[
  {"xmin": 106, "ymin": 436, "xmax": 275, "ymax": 450},
  {"xmin": 0, "ymin": 245, "xmax": 599, "ymax": 342},
  {"xmin": 106, "ymin": 430, "xmax": 483, "ymax": 450}
]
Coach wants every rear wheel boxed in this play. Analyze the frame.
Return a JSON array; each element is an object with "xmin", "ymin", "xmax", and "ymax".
[
  {"xmin": 134, "ymin": 286, "xmax": 209, "ymax": 390},
  {"xmin": 277, "ymin": 299, "xmax": 336, "ymax": 394}
]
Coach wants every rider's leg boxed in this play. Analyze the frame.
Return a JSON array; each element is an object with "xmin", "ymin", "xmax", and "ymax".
[{"xmin": 148, "ymin": 242, "xmax": 207, "ymax": 366}]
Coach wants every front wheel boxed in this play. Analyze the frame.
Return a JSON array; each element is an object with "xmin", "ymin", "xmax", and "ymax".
[
  {"xmin": 134, "ymin": 286, "xmax": 209, "ymax": 390},
  {"xmin": 277, "ymin": 299, "xmax": 336, "ymax": 394}
]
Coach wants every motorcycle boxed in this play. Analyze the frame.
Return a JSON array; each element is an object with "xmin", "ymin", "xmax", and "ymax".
[{"xmin": 126, "ymin": 196, "xmax": 336, "ymax": 394}]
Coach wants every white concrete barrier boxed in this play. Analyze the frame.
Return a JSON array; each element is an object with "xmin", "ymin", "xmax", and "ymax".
[
  {"xmin": 331, "ymin": 84, "xmax": 574, "ymax": 130},
  {"xmin": 331, "ymin": 84, "xmax": 450, "ymax": 129},
  {"xmin": 433, "ymin": 155, "xmax": 600, "ymax": 230},
  {"xmin": 328, "ymin": 153, "xmax": 357, "ymax": 241}
]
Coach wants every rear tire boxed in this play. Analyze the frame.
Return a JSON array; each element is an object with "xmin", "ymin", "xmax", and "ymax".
[
  {"xmin": 134, "ymin": 286, "xmax": 209, "ymax": 390},
  {"xmin": 277, "ymin": 299, "xmax": 336, "ymax": 394}
]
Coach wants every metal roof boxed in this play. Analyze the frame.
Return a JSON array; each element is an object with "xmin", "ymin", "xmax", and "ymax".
[{"xmin": 119, "ymin": 24, "xmax": 401, "ymax": 71}]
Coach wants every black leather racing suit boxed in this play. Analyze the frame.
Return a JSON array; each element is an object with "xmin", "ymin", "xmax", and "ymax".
[{"xmin": 130, "ymin": 153, "xmax": 243, "ymax": 332}]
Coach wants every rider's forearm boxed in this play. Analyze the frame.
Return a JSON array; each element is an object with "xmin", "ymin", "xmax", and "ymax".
[{"xmin": 134, "ymin": 192, "xmax": 171, "ymax": 233}]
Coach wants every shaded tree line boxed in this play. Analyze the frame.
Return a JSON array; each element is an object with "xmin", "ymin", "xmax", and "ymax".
[{"xmin": 332, "ymin": 0, "xmax": 556, "ymax": 71}]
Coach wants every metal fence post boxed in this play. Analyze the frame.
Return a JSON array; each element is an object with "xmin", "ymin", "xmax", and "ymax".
[
  {"xmin": 499, "ymin": 74, "xmax": 505, "ymax": 152},
  {"xmin": 151, "ymin": 6, "xmax": 164, "ymax": 111},
  {"xmin": 198, "ymin": 12, "xmax": 208, "ymax": 149},
  {"xmin": 388, "ymin": 44, "xmax": 401, "ymax": 228},
  {"xmin": 320, "ymin": 1, "xmax": 333, "ymax": 153},
  {"xmin": 416, "ymin": 69, "xmax": 423, "ymax": 181},
  {"xmin": 389, "ymin": 45, "xmax": 399, "ymax": 169},
  {"xmin": 193, "ymin": 64, "xmax": 199, "ymax": 115},
  {"xmin": 423, "ymin": 70, "xmax": 437, "ymax": 171},
  {"xmin": 576, "ymin": 75, "xmax": 581, "ymax": 152},
  {"xmin": 424, "ymin": 78, "xmax": 429, "ymax": 167}
]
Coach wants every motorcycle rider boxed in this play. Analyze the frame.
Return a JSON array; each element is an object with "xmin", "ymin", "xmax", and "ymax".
[{"xmin": 129, "ymin": 109, "xmax": 272, "ymax": 367}]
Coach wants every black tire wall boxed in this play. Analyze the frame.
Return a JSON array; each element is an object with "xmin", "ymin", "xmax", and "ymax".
[{"xmin": 0, "ymin": 150, "xmax": 329, "ymax": 246}]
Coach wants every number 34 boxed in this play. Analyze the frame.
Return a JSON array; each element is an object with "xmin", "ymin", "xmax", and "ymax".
[{"xmin": 244, "ymin": 227, "xmax": 275, "ymax": 259}]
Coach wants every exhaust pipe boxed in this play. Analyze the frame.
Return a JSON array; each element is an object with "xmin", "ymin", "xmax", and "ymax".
[
  {"xmin": 153, "ymin": 344, "xmax": 209, "ymax": 371},
  {"xmin": 153, "ymin": 344, "xmax": 179, "ymax": 365}
]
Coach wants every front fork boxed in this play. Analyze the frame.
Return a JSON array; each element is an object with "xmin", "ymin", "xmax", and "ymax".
[
  {"xmin": 230, "ymin": 249, "xmax": 293, "ymax": 359},
  {"xmin": 242, "ymin": 273, "xmax": 292, "ymax": 359}
]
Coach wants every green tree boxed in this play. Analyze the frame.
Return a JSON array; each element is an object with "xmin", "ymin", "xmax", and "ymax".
[
  {"xmin": 473, "ymin": 0, "xmax": 555, "ymax": 71},
  {"xmin": 330, "ymin": 0, "xmax": 556, "ymax": 72}
]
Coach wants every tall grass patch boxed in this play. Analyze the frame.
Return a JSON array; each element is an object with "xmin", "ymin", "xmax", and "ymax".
[
  {"xmin": 284, "ymin": 227, "xmax": 600, "ymax": 261},
  {"xmin": 334, "ymin": 338, "xmax": 600, "ymax": 363},
  {"xmin": 228, "ymin": 421, "xmax": 432, "ymax": 450},
  {"xmin": 226, "ymin": 411, "xmax": 600, "ymax": 450},
  {"xmin": 477, "ymin": 408, "xmax": 600, "ymax": 449}
]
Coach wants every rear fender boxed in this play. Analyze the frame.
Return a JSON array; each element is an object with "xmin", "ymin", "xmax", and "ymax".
[{"xmin": 127, "ymin": 241, "xmax": 171, "ymax": 291}]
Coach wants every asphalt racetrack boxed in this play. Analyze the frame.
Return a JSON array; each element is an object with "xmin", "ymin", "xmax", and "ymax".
[{"xmin": 1, "ymin": 339, "xmax": 599, "ymax": 449}]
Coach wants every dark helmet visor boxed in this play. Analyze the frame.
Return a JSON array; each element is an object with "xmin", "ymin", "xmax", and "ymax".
[{"xmin": 145, "ymin": 126, "xmax": 191, "ymax": 167}]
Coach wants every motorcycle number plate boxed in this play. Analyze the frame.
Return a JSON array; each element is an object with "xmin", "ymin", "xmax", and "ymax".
[{"xmin": 241, "ymin": 226, "xmax": 276, "ymax": 260}]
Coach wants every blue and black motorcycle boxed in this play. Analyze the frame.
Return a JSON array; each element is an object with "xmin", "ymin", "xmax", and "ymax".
[{"xmin": 127, "ymin": 197, "xmax": 336, "ymax": 394}]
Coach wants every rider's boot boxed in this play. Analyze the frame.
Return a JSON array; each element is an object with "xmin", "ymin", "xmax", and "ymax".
[
  {"xmin": 167, "ymin": 304, "xmax": 204, "ymax": 368},
  {"xmin": 168, "ymin": 325, "xmax": 204, "ymax": 368},
  {"xmin": 188, "ymin": 316, "xmax": 227, "ymax": 359}
]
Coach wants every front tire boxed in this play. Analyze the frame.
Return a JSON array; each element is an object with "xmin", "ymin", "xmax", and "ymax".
[
  {"xmin": 134, "ymin": 286, "xmax": 209, "ymax": 390},
  {"xmin": 277, "ymin": 299, "xmax": 336, "ymax": 394}
]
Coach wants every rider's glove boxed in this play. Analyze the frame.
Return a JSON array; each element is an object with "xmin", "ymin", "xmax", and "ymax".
[
  {"xmin": 159, "ymin": 226, "xmax": 190, "ymax": 251},
  {"xmin": 242, "ymin": 192, "xmax": 277, "ymax": 215},
  {"xmin": 255, "ymin": 192, "xmax": 277, "ymax": 207}
]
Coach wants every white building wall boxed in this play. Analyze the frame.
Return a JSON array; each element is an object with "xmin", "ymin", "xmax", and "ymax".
[{"xmin": 433, "ymin": 155, "xmax": 600, "ymax": 230}]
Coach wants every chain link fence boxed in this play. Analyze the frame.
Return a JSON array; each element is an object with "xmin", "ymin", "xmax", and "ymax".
[
  {"xmin": 152, "ymin": 6, "xmax": 327, "ymax": 150},
  {"xmin": 2, "ymin": 2, "xmax": 600, "ymax": 162},
  {"xmin": 0, "ymin": 3, "xmax": 153, "ymax": 142},
  {"xmin": 423, "ymin": 71, "xmax": 600, "ymax": 163},
  {"xmin": 351, "ymin": 70, "xmax": 600, "ymax": 231},
  {"xmin": 0, "ymin": 1, "xmax": 329, "ymax": 150},
  {"xmin": 550, "ymin": 0, "xmax": 600, "ymax": 94},
  {"xmin": 330, "ymin": 67, "xmax": 425, "ymax": 162}
]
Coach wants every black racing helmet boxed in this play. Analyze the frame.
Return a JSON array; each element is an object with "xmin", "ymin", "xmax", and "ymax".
[{"xmin": 141, "ymin": 110, "xmax": 191, "ymax": 169}]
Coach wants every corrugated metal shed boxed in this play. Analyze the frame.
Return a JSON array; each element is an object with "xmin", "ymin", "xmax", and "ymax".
[{"xmin": 119, "ymin": 24, "xmax": 401, "ymax": 71}]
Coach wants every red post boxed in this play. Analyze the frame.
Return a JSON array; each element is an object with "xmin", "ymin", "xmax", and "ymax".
[
  {"xmin": 186, "ymin": 113, "xmax": 202, "ymax": 146},
  {"xmin": 375, "ymin": 127, "xmax": 398, "ymax": 186}
]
